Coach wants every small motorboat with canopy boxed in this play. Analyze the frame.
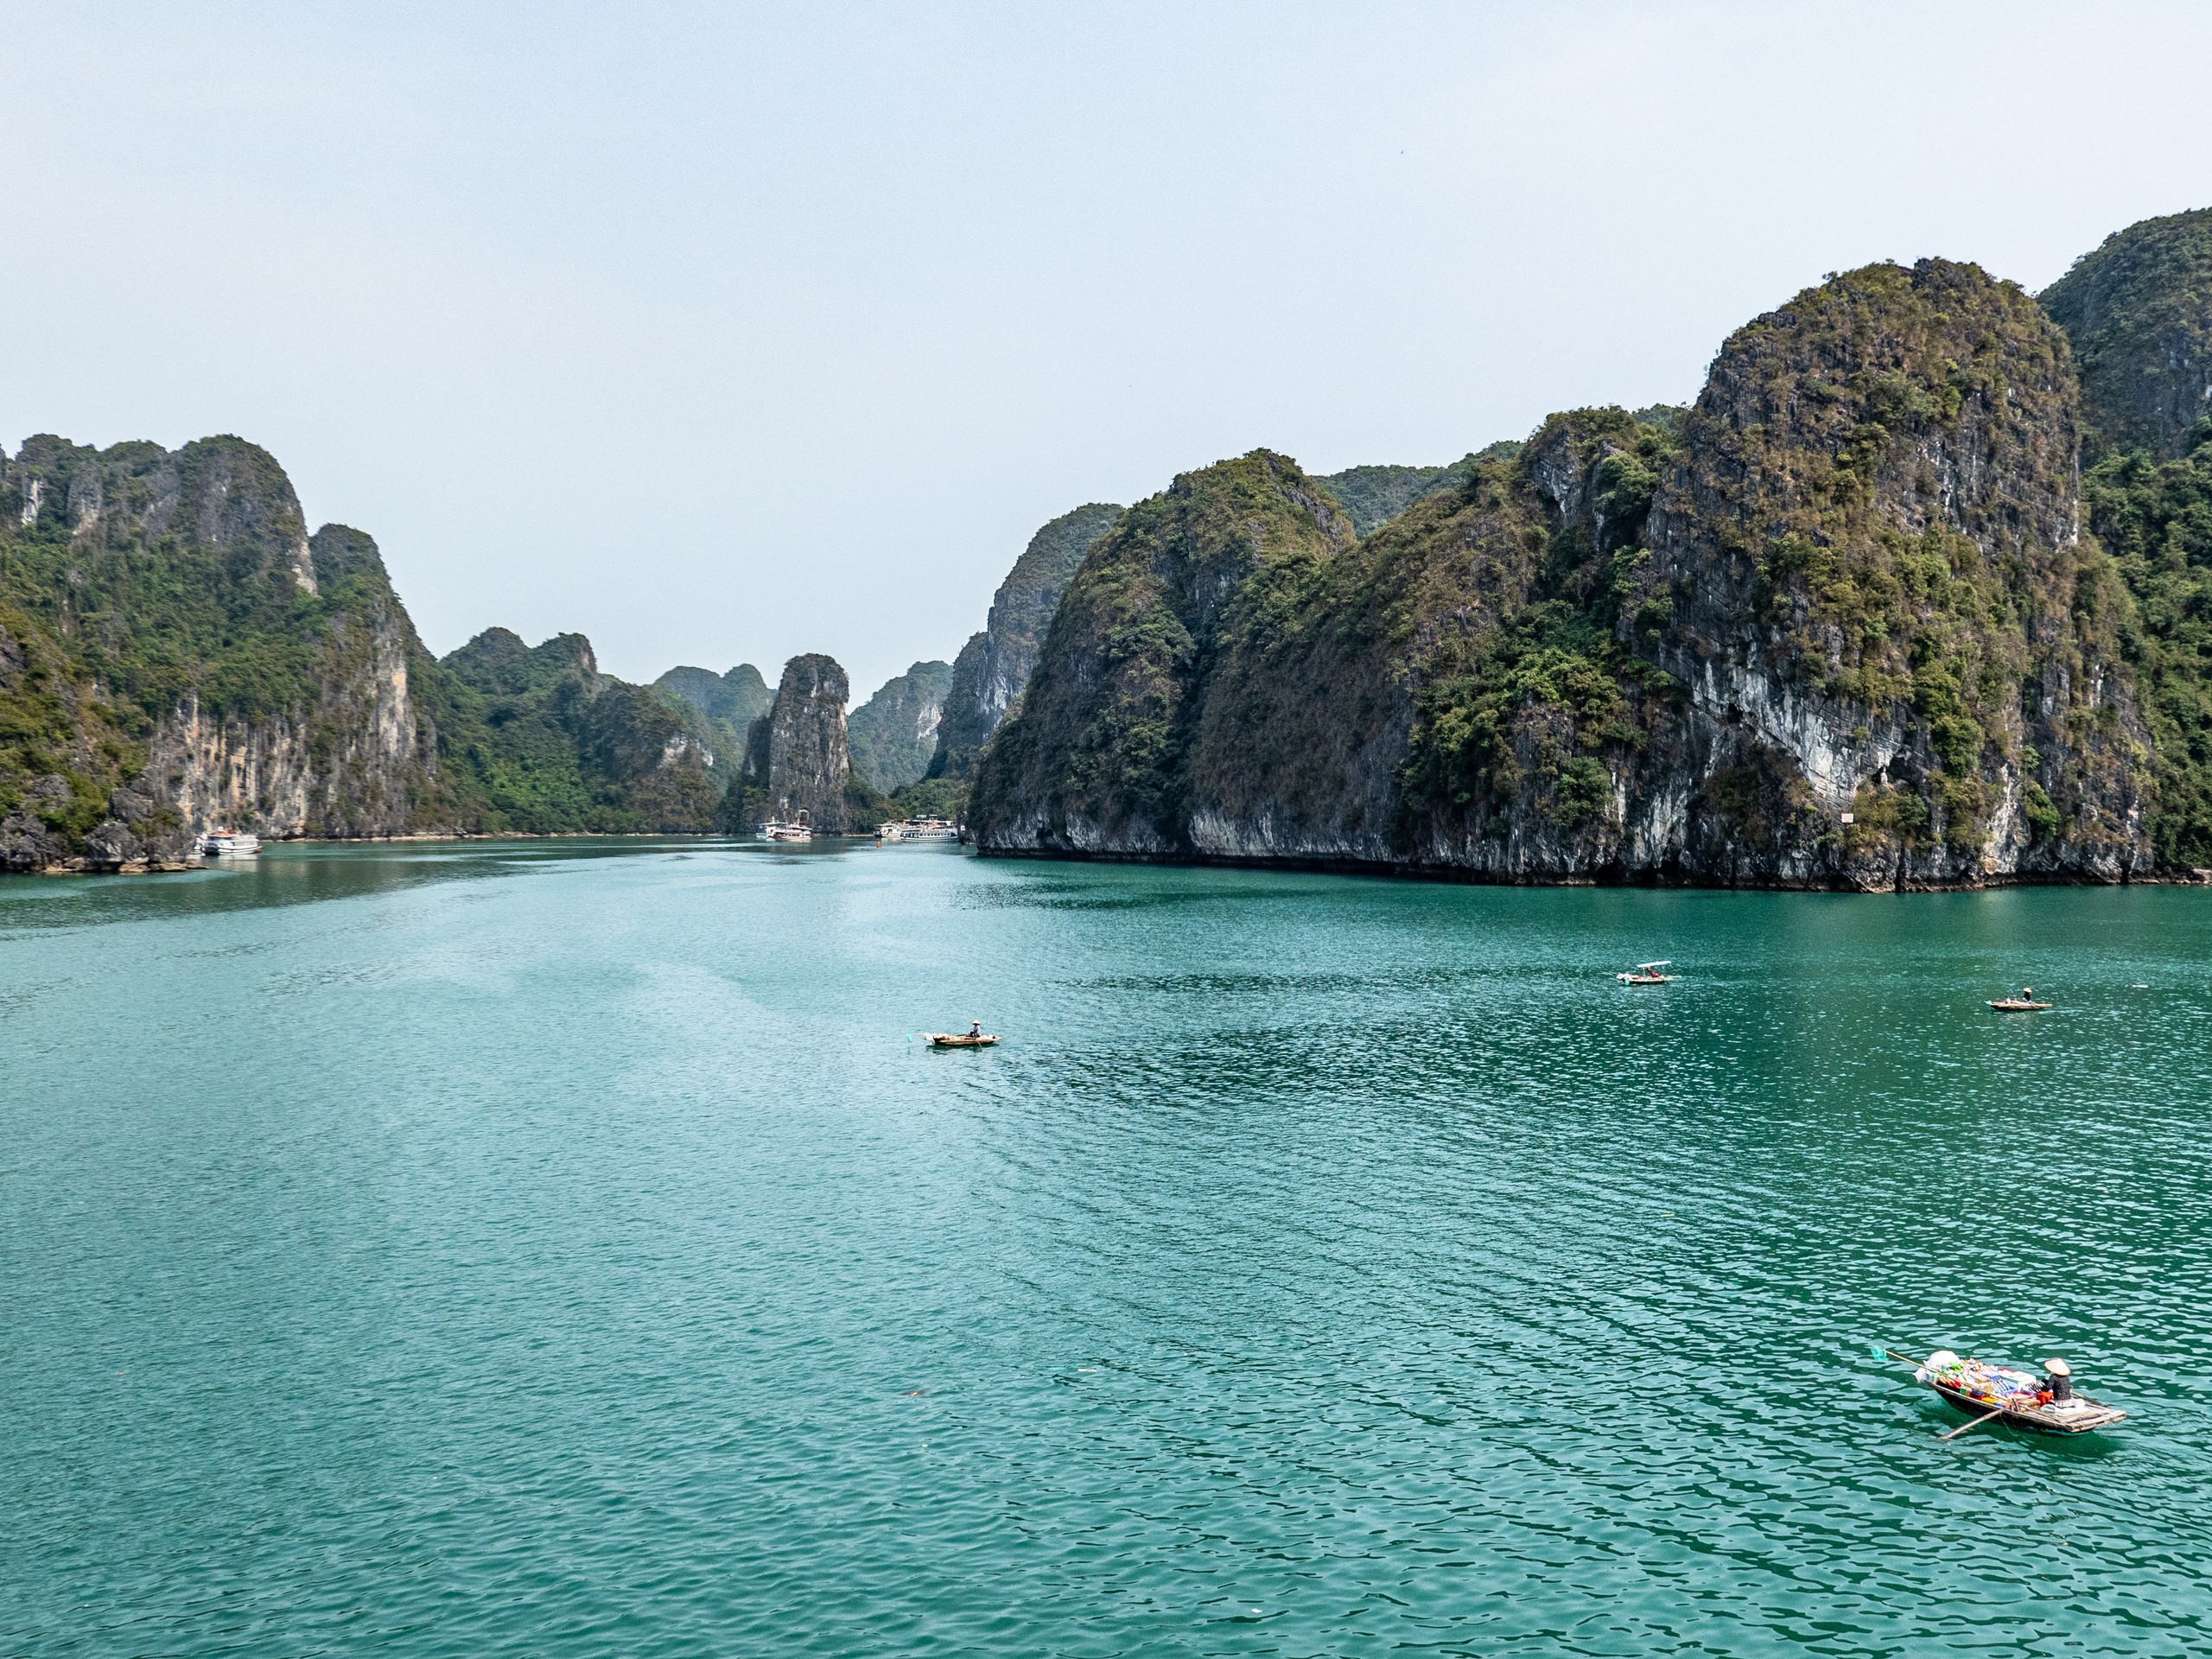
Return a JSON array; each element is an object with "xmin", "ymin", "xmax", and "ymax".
[{"xmin": 1616, "ymin": 960, "xmax": 1676, "ymax": 985}]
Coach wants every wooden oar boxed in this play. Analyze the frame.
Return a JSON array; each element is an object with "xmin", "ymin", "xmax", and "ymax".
[{"xmin": 1938, "ymin": 1406, "xmax": 2006, "ymax": 1440}]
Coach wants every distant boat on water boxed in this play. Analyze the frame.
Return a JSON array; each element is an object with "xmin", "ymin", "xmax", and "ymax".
[
  {"xmin": 760, "ymin": 821, "xmax": 812, "ymax": 842},
  {"xmin": 925, "ymin": 1028, "xmax": 999, "ymax": 1048},
  {"xmin": 878, "ymin": 816, "xmax": 960, "ymax": 843},
  {"xmin": 194, "ymin": 829, "xmax": 260, "ymax": 857},
  {"xmin": 1616, "ymin": 959, "xmax": 1675, "ymax": 985}
]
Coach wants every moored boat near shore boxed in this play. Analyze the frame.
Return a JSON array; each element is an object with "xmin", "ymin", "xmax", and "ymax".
[{"xmin": 878, "ymin": 816, "xmax": 962, "ymax": 843}]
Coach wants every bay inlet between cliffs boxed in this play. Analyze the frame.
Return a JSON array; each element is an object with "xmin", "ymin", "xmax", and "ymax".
[{"xmin": 5, "ymin": 842, "xmax": 2210, "ymax": 1654}]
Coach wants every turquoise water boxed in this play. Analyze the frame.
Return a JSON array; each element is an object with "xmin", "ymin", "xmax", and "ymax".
[{"xmin": 5, "ymin": 842, "xmax": 2212, "ymax": 1656}]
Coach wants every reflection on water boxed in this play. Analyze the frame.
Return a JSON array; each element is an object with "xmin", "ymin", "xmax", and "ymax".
[{"xmin": 0, "ymin": 836, "xmax": 855, "ymax": 935}]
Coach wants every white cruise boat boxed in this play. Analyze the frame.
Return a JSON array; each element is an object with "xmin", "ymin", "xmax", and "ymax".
[
  {"xmin": 759, "ymin": 821, "xmax": 812, "ymax": 842},
  {"xmin": 195, "ymin": 828, "xmax": 262, "ymax": 856},
  {"xmin": 877, "ymin": 816, "xmax": 959, "ymax": 843}
]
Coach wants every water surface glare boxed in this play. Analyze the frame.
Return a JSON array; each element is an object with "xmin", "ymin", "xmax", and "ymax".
[{"xmin": 5, "ymin": 842, "xmax": 2211, "ymax": 1655}]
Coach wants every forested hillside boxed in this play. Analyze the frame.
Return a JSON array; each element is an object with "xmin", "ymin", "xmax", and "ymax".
[
  {"xmin": 0, "ymin": 436, "xmax": 454, "ymax": 868},
  {"xmin": 2042, "ymin": 207, "xmax": 2212, "ymax": 868},
  {"xmin": 10, "ymin": 206, "xmax": 2212, "ymax": 880},
  {"xmin": 973, "ymin": 255, "xmax": 2163, "ymax": 887},
  {"xmin": 0, "ymin": 435, "xmax": 721, "ymax": 865}
]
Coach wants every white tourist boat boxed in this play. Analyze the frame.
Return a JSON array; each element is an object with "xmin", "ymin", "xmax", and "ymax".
[
  {"xmin": 194, "ymin": 828, "xmax": 262, "ymax": 857},
  {"xmin": 877, "ymin": 816, "xmax": 960, "ymax": 843},
  {"xmin": 760, "ymin": 821, "xmax": 812, "ymax": 842}
]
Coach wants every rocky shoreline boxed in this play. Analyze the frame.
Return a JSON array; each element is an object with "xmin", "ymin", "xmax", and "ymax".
[
  {"xmin": 16, "ymin": 822, "xmax": 2211, "ymax": 889},
  {"xmin": 972, "ymin": 842, "xmax": 2212, "ymax": 891}
]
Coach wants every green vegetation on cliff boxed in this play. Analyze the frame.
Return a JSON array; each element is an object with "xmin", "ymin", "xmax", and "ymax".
[
  {"xmin": 2041, "ymin": 208, "xmax": 2212, "ymax": 867},
  {"xmin": 0, "ymin": 435, "xmax": 464, "ymax": 861},
  {"xmin": 971, "ymin": 453, "xmax": 1353, "ymax": 846},
  {"xmin": 429, "ymin": 629, "xmax": 718, "ymax": 834},
  {"xmin": 848, "ymin": 659, "xmax": 952, "ymax": 791},
  {"xmin": 1633, "ymin": 257, "xmax": 2139, "ymax": 871},
  {"xmin": 2084, "ymin": 425, "xmax": 2212, "ymax": 865},
  {"xmin": 652, "ymin": 663, "xmax": 770, "ymax": 791},
  {"xmin": 1315, "ymin": 461, "xmax": 1477, "ymax": 537},
  {"xmin": 2042, "ymin": 207, "xmax": 2212, "ymax": 461},
  {"xmin": 1663, "ymin": 257, "xmax": 2141, "ymax": 872},
  {"xmin": 930, "ymin": 504, "xmax": 1122, "ymax": 781},
  {"xmin": 1396, "ymin": 410, "xmax": 1684, "ymax": 840},
  {"xmin": 976, "ymin": 259, "xmax": 2152, "ymax": 886}
]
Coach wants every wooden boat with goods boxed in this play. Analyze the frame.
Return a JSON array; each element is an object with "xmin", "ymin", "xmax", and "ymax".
[
  {"xmin": 1989, "ymin": 985, "xmax": 2050, "ymax": 1012},
  {"xmin": 1616, "ymin": 960, "xmax": 1675, "ymax": 985},
  {"xmin": 1881, "ymin": 1347, "xmax": 2125, "ymax": 1436},
  {"xmin": 925, "ymin": 1030, "xmax": 1000, "ymax": 1049}
]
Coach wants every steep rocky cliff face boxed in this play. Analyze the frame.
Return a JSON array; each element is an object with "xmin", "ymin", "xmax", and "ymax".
[
  {"xmin": 847, "ymin": 659, "xmax": 952, "ymax": 791},
  {"xmin": 652, "ymin": 663, "xmax": 771, "ymax": 791},
  {"xmin": 2043, "ymin": 207, "xmax": 2212, "ymax": 461},
  {"xmin": 0, "ymin": 435, "xmax": 459, "ymax": 870},
  {"xmin": 970, "ymin": 453, "xmax": 1356, "ymax": 852},
  {"xmin": 742, "ymin": 653, "xmax": 855, "ymax": 831},
  {"xmin": 1605, "ymin": 259, "xmax": 2145, "ymax": 886},
  {"xmin": 929, "ymin": 504, "xmax": 1122, "ymax": 779},
  {"xmin": 973, "ymin": 260, "xmax": 2153, "ymax": 887},
  {"xmin": 2044, "ymin": 207, "xmax": 2212, "ymax": 869}
]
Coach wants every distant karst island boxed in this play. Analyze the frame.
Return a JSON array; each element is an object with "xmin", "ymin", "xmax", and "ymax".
[{"xmin": 4, "ymin": 207, "xmax": 2210, "ymax": 888}]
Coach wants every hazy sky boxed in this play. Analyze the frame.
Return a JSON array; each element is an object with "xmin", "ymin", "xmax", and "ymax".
[{"xmin": 3, "ymin": 3, "xmax": 2209, "ymax": 699}]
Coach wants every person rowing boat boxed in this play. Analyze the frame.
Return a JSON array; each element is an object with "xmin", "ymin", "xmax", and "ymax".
[{"xmin": 925, "ymin": 1024, "xmax": 1001, "ymax": 1048}]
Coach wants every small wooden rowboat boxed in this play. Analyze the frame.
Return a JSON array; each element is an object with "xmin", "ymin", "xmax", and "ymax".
[
  {"xmin": 925, "ymin": 1032, "xmax": 1000, "ymax": 1049},
  {"xmin": 1989, "ymin": 997, "xmax": 2052, "ymax": 1012},
  {"xmin": 1884, "ymin": 1347, "xmax": 2125, "ymax": 1434}
]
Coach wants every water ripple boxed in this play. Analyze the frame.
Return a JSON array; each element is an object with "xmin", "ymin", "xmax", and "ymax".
[{"xmin": 3, "ymin": 849, "xmax": 2209, "ymax": 1654}]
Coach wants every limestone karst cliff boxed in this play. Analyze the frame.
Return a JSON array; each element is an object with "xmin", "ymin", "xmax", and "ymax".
[
  {"xmin": 2042, "ymin": 207, "xmax": 2212, "ymax": 462},
  {"xmin": 847, "ymin": 659, "xmax": 952, "ymax": 791},
  {"xmin": 655, "ymin": 663, "xmax": 772, "ymax": 731},
  {"xmin": 0, "ymin": 431, "xmax": 721, "ymax": 868},
  {"xmin": 2043, "ymin": 207, "xmax": 2212, "ymax": 868},
  {"xmin": 971, "ymin": 258, "xmax": 2154, "ymax": 887},
  {"xmin": 0, "ymin": 435, "xmax": 460, "ymax": 870},
  {"xmin": 1314, "ymin": 461, "xmax": 1479, "ymax": 537},
  {"xmin": 928, "ymin": 504, "xmax": 1122, "ymax": 780},
  {"xmin": 731, "ymin": 653, "xmax": 856, "ymax": 832},
  {"xmin": 12, "ymin": 207, "xmax": 2211, "ymax": 880},
  {"xmin": 653, "ymin": 662, "xmax": 771, "ymax": 791},
  {"xmin": 436, "ymin": 628, "xmax": 719, "ymax": 833}
]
